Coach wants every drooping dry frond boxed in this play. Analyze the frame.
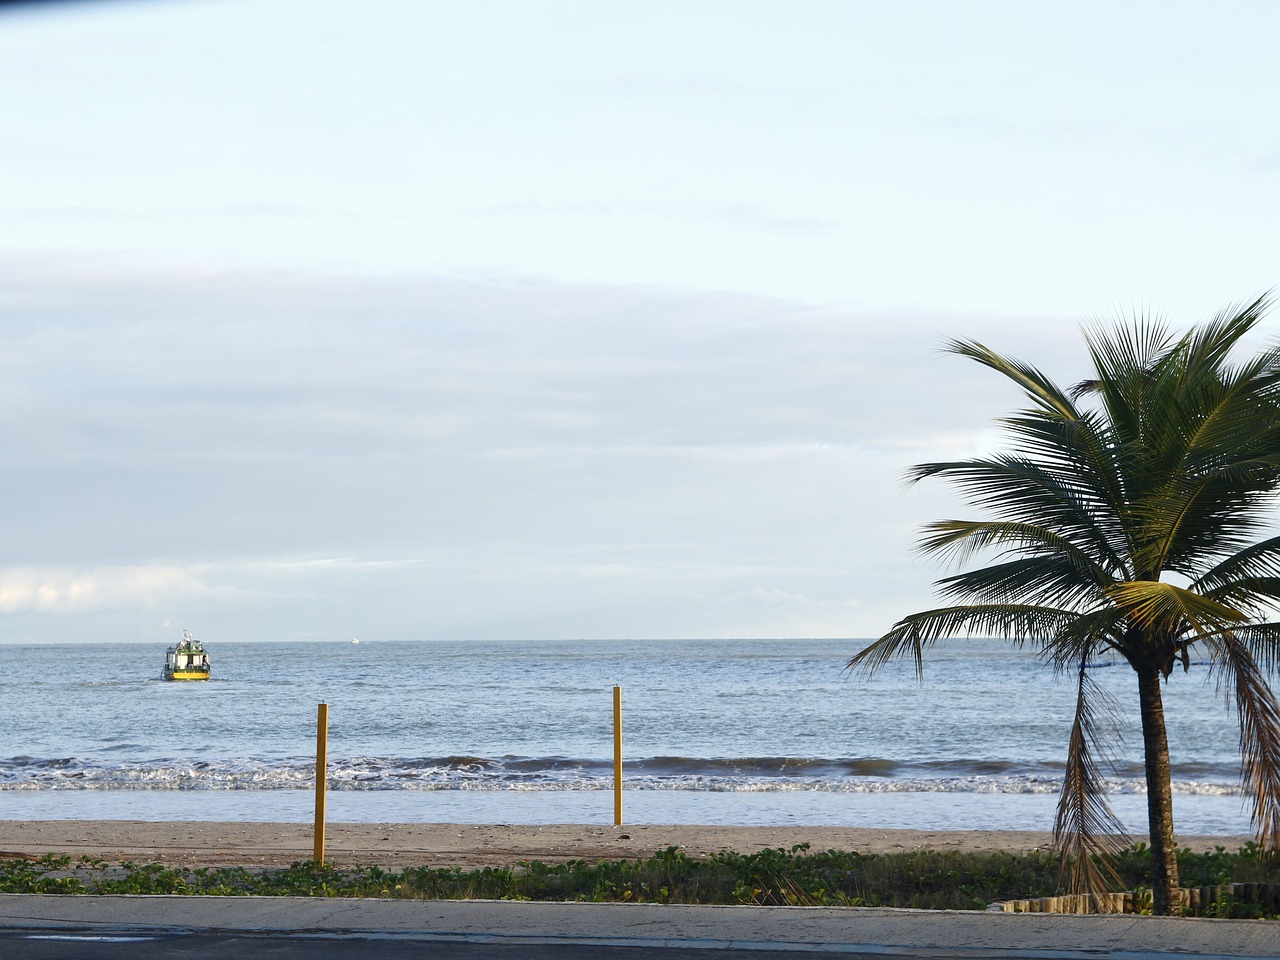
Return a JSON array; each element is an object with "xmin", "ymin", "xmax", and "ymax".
[
  {"xmin": 1054, "ymin": 663, "xmax": 1131, "ymax": 897},
  {"xmin": 1228, "ymin": 622, "xmax": 1280, "ymax": 675},
  {"xmin": 1209, "ymin": 636, "xmax": 1280, "ymax": 850}
]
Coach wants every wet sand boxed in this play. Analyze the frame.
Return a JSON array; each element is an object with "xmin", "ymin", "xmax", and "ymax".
[{"xmin": 0, "ymin": 820, "xmax": 1253, "ymax": 869}]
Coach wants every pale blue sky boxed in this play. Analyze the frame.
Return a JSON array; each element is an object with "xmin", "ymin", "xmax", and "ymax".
[{"xmin": 1, "ymin": 0, "xmax": 1277, "ymax": 642}]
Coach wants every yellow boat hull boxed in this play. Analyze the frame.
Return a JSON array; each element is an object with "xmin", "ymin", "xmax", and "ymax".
[{"xmin": 165, "ymin": 671, "xmax": 210, "ymax": 681}]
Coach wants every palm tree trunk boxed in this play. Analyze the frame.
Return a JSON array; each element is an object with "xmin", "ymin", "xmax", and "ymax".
[{"xmin": 1136, "ymin": 664, "xmax": 1180, "ymax": 914}]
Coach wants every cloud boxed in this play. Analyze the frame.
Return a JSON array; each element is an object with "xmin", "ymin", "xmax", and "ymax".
[
  {"xmin": 699, "ymin": 204, "xmax": 835, "ymax": 237},
  {"xmin": 0, "ymin": 564, "xmax": 213, "ymax": 614},
  {"xmin": 0, "ymin": 253, "xmax": 1092, "ymax": 640},
  {"xmin": 461, "ymin": 200, "xmax": 835, "ymax": 237}
]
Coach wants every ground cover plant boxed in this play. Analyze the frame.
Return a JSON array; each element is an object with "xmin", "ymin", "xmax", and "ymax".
[{"xmin": 1, "ymin": 843, "xmax": 1276, "ymax": 917}]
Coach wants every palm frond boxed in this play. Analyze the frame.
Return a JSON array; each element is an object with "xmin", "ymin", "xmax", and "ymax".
[
  {"xmin": 1076, "ymin": 313, "xmax": 1172, "ymax": 445},
  {"xmin": 846, "ymin": 604, "xmax": 1076, "ymax": 678},
  {"xmin": 935, "ymin": 556, "xmax": 1105, "ymax": 609},
  {"xmin": 1181, "ymin": 294, "xmax": 1274, "ymax": 378},
  {"xmin": 1103, "ymin": 580, "xmax": 1246, "ymax": 639},
  {"xmin": 1206, "ymin": 635, "xmax": 1280, "ymax": 851},
  {"xmin": 1226, "ymin": 622, "xmax": 1280, "ymax": 674},
  {"xmin": 1199, "ymin": 578, "xmax": 1280, "ymax": 623},
  {"xmin": 942, "ymin": 338, "xmax": 1079, "ymax": 419},
  {"xmin": 917, "ymin": 519, "xmax": 1119, "ymax": 583},
  {"xmin": 907, "ymin": 457, "xmax": 1125, "ymax": 570},
  {"xmin": 1038, "ymin": 608, "xmax": 1129, "ymax": 670},
  {"xmin": 1054, "ymin": 662, "xmax": 1131, "ymax": 896},
  {"xmin": 1067, "ymin": 300, "xmax": 1280, "ymax": 583}
]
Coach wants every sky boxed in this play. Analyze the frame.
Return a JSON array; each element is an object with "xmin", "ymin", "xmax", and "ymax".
[{"xmin": 0, "ymin": 0, "xmax": 1277, "ymax": 644}]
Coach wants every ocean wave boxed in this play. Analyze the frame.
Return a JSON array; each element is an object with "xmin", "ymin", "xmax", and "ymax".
[{"xmin": 0, "ymin": 754, "xmax": 1243, "ymax": 796}]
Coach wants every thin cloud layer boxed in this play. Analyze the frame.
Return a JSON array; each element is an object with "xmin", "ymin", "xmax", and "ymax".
[{"xmin": 0, "ymin": 256, "xmax": 1086, "ymax": 642}]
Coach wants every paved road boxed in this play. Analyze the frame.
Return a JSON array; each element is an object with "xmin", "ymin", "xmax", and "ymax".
[
  {"xmin": 2, "ymin": 896, "xmax": 1277, "ymax": 959},
  {"xmin": 0, "ymin": 929, "xmax": 1030, "ymax": 960}
]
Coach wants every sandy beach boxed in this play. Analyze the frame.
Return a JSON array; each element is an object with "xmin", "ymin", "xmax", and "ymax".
[{"xmin": 0, "ymin": 821, "xmax": 1253, "ymax": 869}]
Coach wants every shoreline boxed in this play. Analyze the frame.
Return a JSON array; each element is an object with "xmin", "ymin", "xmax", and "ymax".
[{"xmin": 0, "ymin": 821, "xmax": 1254, "ymax": 869}]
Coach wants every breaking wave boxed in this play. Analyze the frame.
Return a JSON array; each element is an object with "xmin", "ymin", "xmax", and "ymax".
[{"xmin": 0, "ymin": 753, "xmax": 1241, "ymax": 797}]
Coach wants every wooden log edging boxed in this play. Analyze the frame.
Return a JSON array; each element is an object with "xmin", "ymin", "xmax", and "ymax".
[{"xmin": 991, "ymin": 882, "xmax": 1280, "ymax": 915}]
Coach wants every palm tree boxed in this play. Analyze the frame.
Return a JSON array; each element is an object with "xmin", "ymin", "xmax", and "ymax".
[{"xmin": 848, "ymin": 297, "xmax": 1280, "ymax": 914}]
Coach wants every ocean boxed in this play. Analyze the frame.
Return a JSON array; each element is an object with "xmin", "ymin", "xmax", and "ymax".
[{"xmin": 0, "ymin": 637, "xmax": 1259, "ymax": 836}]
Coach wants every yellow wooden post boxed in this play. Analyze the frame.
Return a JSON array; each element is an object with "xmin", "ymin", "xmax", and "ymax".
[
  {"xmin": 313, "ymin": 702, "xmax": 329, "ymax": 863},
  {"xmin": 613, "ymin": 685, "xmax": 623, "ymax": 826}
]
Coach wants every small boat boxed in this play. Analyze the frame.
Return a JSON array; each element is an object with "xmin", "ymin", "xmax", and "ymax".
[{"xmin": 163, "ymin": 630, "xmax": 211, "ymax": 681}]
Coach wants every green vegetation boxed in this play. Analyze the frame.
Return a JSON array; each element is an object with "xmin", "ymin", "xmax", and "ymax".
[
  {"xmin": 2, "ymin": 843, "xmax": 1276, "ymax": 917},
  {"xmin": 848, "ymin": 300, "xmax": 1280, "ymax": 914}
]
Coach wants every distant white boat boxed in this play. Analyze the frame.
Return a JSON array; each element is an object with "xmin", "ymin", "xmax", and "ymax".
[{"xmin": 351, "ymin": 637, "xmax": 360, "ymax": 644}]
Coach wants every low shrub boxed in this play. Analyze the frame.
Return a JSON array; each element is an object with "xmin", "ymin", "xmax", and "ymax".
[{"xmin": 1, "ymin": 843, "xmax": 1275, "ymax": 916}]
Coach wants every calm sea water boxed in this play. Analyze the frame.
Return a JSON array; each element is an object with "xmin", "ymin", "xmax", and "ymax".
[{"xmin": 0, "ymin": 638, "xmax": 1260, "ymax": 835}]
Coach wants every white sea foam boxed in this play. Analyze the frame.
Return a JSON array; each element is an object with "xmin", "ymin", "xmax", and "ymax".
[{"xmin": 0, "ymin": 755, "xmax": 1243, "ymax": 798}]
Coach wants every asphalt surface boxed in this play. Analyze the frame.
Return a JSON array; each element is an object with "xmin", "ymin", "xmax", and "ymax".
[
  {"xmin": 0, "ymin": 933, "xmax": 966, "ymax": 960},
  {"xmin": 1, "ymin": 895, "xmax": 1277, "ymax": 959}
]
